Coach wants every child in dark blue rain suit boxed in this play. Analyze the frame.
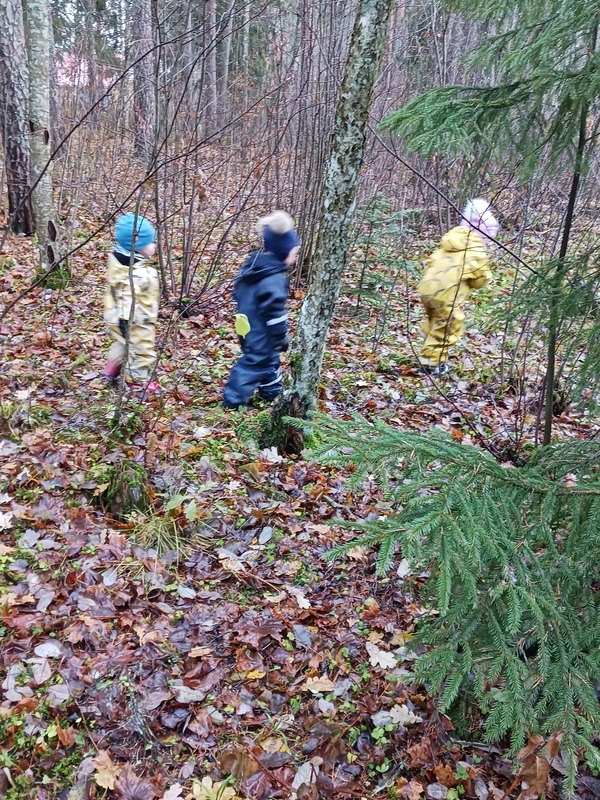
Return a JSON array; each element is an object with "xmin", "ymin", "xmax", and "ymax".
[{"xmin": 223, "ymin": 211, "xmax": 300, "ymax": 409}]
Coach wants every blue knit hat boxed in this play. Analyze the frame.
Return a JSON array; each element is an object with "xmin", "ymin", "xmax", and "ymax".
[
  {"xmin": 257, "ymin": 211, "xmax": 300, "ymax": 263},
  {"xmin": 115, "ymin": 213, "xmax": 156, "ymax": 252}
]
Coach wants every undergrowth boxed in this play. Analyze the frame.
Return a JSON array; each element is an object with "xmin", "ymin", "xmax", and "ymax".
[{"xmin": 309, "ymin": 412, "xmax": 600, "ymax": 794}]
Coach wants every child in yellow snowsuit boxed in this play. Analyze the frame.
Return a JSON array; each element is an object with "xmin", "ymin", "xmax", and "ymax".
[
  {"xmin": 102, "ymin": 213, "xmax": 160, "ymax": 392},
  {"xmin": 418, "ymin": 198, "xmax": 499, "ymax": 375}
]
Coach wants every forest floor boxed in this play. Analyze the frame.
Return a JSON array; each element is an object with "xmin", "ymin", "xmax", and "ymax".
[{"xmin": 0, "ymin": 222, "xmax": 598, "ymax": 800}]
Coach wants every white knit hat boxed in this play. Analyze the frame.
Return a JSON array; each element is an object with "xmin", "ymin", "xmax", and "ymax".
[
  {"xmin": 461, "ymin": 198, "xmax": 499, "ymax": 240},
  {"xmin": 256, "ymin": 210, "xmax": 300, "ymax": 262}
]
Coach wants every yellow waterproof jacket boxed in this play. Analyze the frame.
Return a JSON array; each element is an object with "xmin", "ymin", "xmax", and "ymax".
[
  {"xmin": 418, "ymin": 225, "xmax": 491, "ymax": 306},
  {"xmin": 104, "ymin": 253, "xmax": 159, "ymax": 325}
]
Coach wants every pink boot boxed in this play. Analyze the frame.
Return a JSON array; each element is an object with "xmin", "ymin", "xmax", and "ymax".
[
  {"xmin": 102, "ymin": 361, "xmax": 122, "ymax": 386},
  {"xmin": 103, "ymin": 361, "xmax": 121, "ymax": 378}
]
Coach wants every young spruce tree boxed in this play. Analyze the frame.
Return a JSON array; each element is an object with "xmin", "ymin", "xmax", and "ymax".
[{"xmin": 310, "ymin": 413, "xmax": 600, "ymax": 792}]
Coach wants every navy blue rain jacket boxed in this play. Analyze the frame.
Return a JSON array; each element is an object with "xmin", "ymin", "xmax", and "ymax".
[{"xmin": 234, "ymin": 251, "xmax": 289, "ymax": 357}]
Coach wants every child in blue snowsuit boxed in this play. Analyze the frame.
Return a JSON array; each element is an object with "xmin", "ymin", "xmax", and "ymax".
[{"xmin": 223, "ymin": 211, "xmax": 300, "ymax": 409}]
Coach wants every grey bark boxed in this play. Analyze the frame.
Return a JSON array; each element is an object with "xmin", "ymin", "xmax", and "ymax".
[
  {"xmin": 48, "ymin": 14, "xmax": 62, "ymax": 152},
  {"xmin": 203, "ymin": 0, "xmax": 218, "ymax": 131},
  {"xmin": 25, "ymin": 0, "xmax": 59, "ymax": 270},
  {"xmin": 273, "ymin": 0, "xmax": 395, "ymax": 451},
  {"xmin": 0, "ymin": 0, "xmax": 35, "ymax": 234},
  {"xmin": 83, "ymin": 0, "xmax": 99, "ymax": 118},
  {"xmin": 216, "ymin": 0, "xmax": 235, "ymax": 126},
  {"xmin": 132, "ymin": 0, "xmax": 156, "ymax": 159}
]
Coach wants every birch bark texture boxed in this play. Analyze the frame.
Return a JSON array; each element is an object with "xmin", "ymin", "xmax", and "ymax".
[
  {"xmin": 0, "ymin": 0, "xmax": 35, "ymax": 234},
  {"xmin": 25, "ymin": 0, "xmax": 58, "ymax": 271},
  {"xmin": 274, "ymin": 0, "xmax": 395, "ymax": 448}
]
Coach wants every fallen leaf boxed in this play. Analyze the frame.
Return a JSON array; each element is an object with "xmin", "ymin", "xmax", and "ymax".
[
  {"xmin": 390, "ymin": 631, "xmax": 414, "ymax": 646},
  {"xmin": 114, "ymin": 763, "xmax": 159, "ymax": 799},
  {"xmin": 260, "ymin": 446, "xmax": 283, "ymax": 463},
  {"xmin": 103, "ymin": 567, "xmax": 119, "ymax": 587},
  {"xmin": 301, "ymin": 676, "xmax": 336, "ymax": 694},
  {"xmin": 162, "ymin": 784, "xmax": 184, "ymax": 800},
  {"xmin": 365, "ymin": 641, "xmax": 397, "ymax": 669},
  {"xmin": 434, "ymin": 763, "xmax": 458, "ymax": 787},
  {"xmin": 291, "ymin": 759, "xmax": 321, "ymax": 791},
  {"xmin": 186, "ymin": 775, "xmax": 240, "ymax": 800},
  {"xmin": 516, "ymin": 755, "xmax": 551, "ymax": 800},
  {"xmin": 399, "ymin": 780, "xmax": 425, "ymax": 799},
  {"xmin": 425, "ymin": 783, "xmax": 448, "ymax": 799},
  {"xmin": 34, "ymin": 640, "xmax": 64, "ymax": 659},
  {"xmin": 56, "ymin": 725, "xmax": 78, "ymax": 747},
  {"xmin": 240, "ymin": 462, "xmax": 261, "ymax": 481},
  {"xmin": 174, "ymin": 685, "xmax": 206, "ymax": 703},
  {"xmin": 29, "ymin": 656, "xmax": 52, "ymax": 685},
  {"xmin": 389, "ymin": 704, "xmax": 423, "ymax": 725},
  {"xmin": 92, "ymin": 751, "xmax": 121, "ymax": 790},
  {"xmin": 346, "ymin": 545, "xmax": 370, "ymax": 561},
  {"xmin": 219, "ymin": 748, "xmax": 260, "ymax": 784},
  {"xmin": 397, "ymin": 558, "xmax": 412, "ymax": 578},
  {"xmin": 62, "ymin": 780, "xmax": 91, "ymax": 800},
  {"xmin": 0, "ymin": 511, "xmax": 13, "ymax": 530},
  {"xmin": 36, "ymin": 588, "xmax": 56, "ymax": 612},
  {"xmin": 188, "ymin": 646, "xmax": 213, "ymax": 658},
  {"xmin": 258, "ymin": 527, "xmax": 273, "ymax": 544},
  {"xmin": 286, "ymin": 585, "xmax": 311, "ymax": 609},
  {"xmin": 472, "ymin": 776, "xmax": 490, "ymax": 800},
  {"xmin": 260, "ymin": 736, "xmax": 291, "ymax": 754},
  {"xmin": 142, "ymin": 690, "xmax": 172, "ymax": 710},
  {"xmin": 245, "ymin": 669, "xmax": 266, "ymax": 680},
  {"xmin": 48, "ymin": 683, "xmax": 71, "ymax": 706}
]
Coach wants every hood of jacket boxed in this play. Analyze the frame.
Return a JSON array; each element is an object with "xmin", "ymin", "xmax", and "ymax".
[
  {"xmin": 236, "ymin": 251, "xmax": 286, "ymax": 285},
  {"xmin": 439, "ymin": 225, "xmax": 484, "ymax": 253}
]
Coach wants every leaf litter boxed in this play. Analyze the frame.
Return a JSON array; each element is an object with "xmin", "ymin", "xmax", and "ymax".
[{"xmin": 0, "ymin": 225, "xmax": 593, "ymax": 800}]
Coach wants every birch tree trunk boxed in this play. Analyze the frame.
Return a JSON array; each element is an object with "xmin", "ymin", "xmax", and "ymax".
[
  {"xmin": 25, "ymin": 0, "xmax": 60, "ymax": 272},
  {"xmin": 132, "ymin": 0, "xmax": 156, "ymax": 159},
  {"xmin": 0, "ymin": 0, "xmax": 35, "ymax": 234},
  {"xmin": 271, "ymin": 0, "xmax": 395, "ymax": 453}
]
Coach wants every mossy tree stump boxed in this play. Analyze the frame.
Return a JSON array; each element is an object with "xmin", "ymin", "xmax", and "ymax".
[{"xmin": 100, "ymin": 460, "xmax": 150, "ymax": 519}]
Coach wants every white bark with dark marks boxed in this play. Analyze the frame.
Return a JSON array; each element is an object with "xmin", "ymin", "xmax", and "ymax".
[
  {"xmin": 276, "ymin": 0, "xmax": 395, "ymax": 436},
  {"xmin": 25, "ymin": 0, "xmax": 59, "ymax": 270},
  {"xmin": 0, "ymin": 0, "xmax": 35, "ymax": 234}
]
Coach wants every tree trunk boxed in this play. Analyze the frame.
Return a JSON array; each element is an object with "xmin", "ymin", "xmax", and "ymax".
[
  {"xmin": 25, "ymin": 0, "xmax": 60, "ymax": 272},
  {"xmin": 203, "ymin": 0, "xmax": 218, "ymax": 132},
  {"xmin": 48, "ymin": 13, "xmax": 62, "ymax": 153},
  {"xmin": 271, "ymin": 0, "xmax": 395, "ymax": 453},
  {"xmin": 0, "ymin": 0, "xmax": 35, "ymax": 234},
  {"xmin": 542, "ymin": 22, "xmax": 597, "ymax": 446},
  {"xmin": 132, "ymin": 0, "xmax": 156, "ymax": 160},
  {"xmin": 542, "ymin": 102, "xmax": 589, "ymax": 446},
  {"xmin": 82, "ymin": 0, "xmax": 99, "ymax": 120},
  {"xmin": 216, "ymin": 0, "xmax": 235, "ymax": 128}
]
